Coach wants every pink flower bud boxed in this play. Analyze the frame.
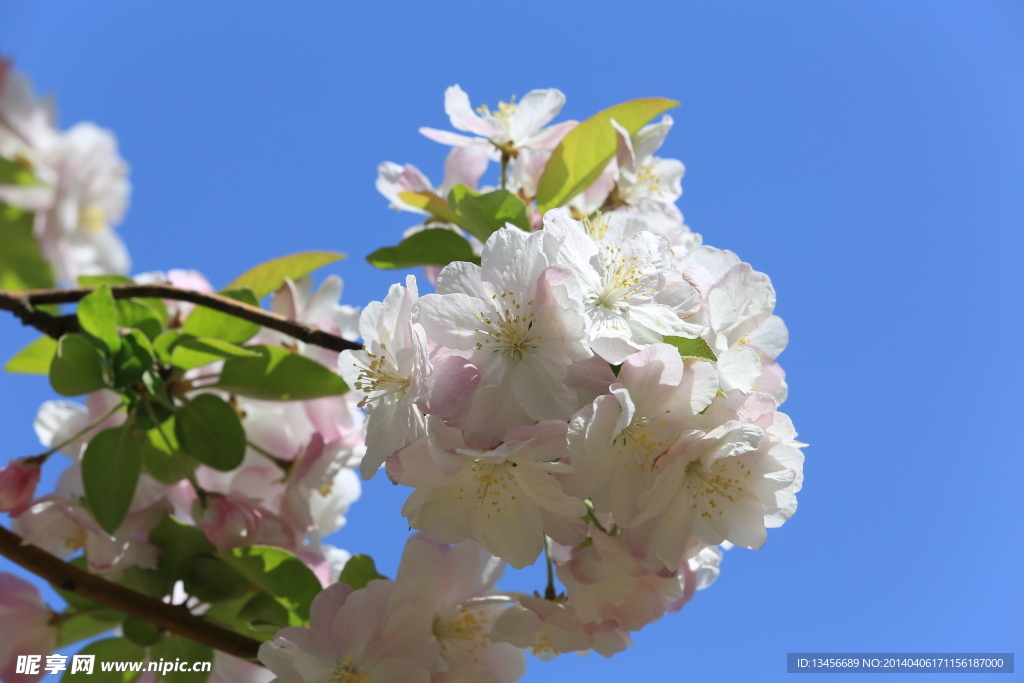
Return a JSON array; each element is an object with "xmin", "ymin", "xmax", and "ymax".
[{"xmin": 0, "ymin": 461, "xmax": 41, "ymax": 516}]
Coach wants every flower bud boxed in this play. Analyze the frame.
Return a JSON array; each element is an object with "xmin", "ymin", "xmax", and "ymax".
[{"xmin": 0, "ymin": 461, "xmax": 41, "ymax": 516}]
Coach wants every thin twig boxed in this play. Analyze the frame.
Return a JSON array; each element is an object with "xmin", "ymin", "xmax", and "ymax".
[
  {"xmin": 0, "ymin": 525, "xmax": 262, "ymax": 660},
  {"xmin": 0, "ymin": 285, "xmax": 362, "ymax": 352}
]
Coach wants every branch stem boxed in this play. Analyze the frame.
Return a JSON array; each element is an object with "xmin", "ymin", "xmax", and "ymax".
[
  {"xmin": 0, "ymin": 525, "xmax": 262, "ymax": 660},
  {"xmin": 0, "ymin": 285, "xmax": 361, "ymax": 352}
]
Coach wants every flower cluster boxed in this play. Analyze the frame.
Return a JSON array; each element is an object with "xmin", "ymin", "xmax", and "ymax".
[
  {"xmin": 256, "ymin": 85, "xmax": 804, "ymax": 679},
  {"xmin": 0, "ymin": 73, "xmax": 804, "ymax": 683}
]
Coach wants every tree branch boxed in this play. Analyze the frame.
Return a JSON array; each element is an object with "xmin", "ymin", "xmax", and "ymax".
[
  {"xmin": 0, "ymin": 285, "xmax": 362, "ymax": 352},
  {"xmin": 0, "ymin": 525, "xmax": 262, "ymax": 660}
]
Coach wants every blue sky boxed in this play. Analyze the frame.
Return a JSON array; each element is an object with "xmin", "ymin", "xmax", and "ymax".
[{"xmin": 1, "ymin": 2, "xmax": 1022, "ymax": 681}]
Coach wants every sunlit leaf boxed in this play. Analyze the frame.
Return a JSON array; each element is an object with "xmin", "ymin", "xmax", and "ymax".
[
  {"xmin": 536, "ymin": 98, "xmax": 679, "ymax": 212},
  {"xmin": 367, "ymin": 228, "xmax": 478, "ymax": 270},
  {"xmin": 227, "ymin": 251, "xmax": 345, "ymax": 297}
]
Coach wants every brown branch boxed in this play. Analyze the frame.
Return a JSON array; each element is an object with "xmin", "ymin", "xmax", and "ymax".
[
  {"xmin": 0, "ymin": 525, "xmax": 262, "ymax": 660},
  {"xmin": 0, "ymin": 285, "xmax": 361, "ymax": 352}
]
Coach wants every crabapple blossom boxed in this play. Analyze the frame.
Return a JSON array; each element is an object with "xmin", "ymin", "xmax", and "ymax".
[
  {"xmin": 193, "ymin": 492, "xmax": 298, "ymax": 552},
  {"xmin": 12, "ymin": 463, "xmax": 168, "ymax": 577},
  {"xmin": 677, "ymin": 245, "xmax": 789, "ymax": 400},
  {"xmin": 394, "ymin": 417, "xmax": 587, "ymax": 569},
  {"xmin": 562, "ymin": 342, "xmax": 718, "ymax": 524},
  {"xmin": 255, "ymin": 275, "xmax": 360, "ymax": 369},
  {"xmin": 544, "ymin": 209, "xmax": 705, "ymax": 363},
  {"xmin": 490, "ymin": 595, "xmax": 630, "ymax": 660},
  {"xmin": 258, "ymin": 580, "xmax": 435, "ymax": 683},
  {"xmin": 0, "ymin": 573, "xmax": 58, "ymax": 683},
  {"xmin": 555, "ymin": 526, "xmax": 691, "ymax": 632},
  {"xmin": 415, "ymin": 227, "xmax": 591, "ymax": 444},
  {"xmin": 389, "ymin": 534, "xmax": 525, "ymax": 682},
  {"xmin": 627, "ymin": 393, "xmax": 803, "ymax": 571},
  {"xmin": 339, "ymin": 275, "xmax": 429, "ymax": 480},
  {"xmin": 420, "ymin": 85, "xmax": 576, "ymax": 159}
]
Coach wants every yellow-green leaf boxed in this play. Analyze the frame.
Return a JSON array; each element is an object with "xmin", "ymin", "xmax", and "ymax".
[
  {"xmin": 227, "ymin": 251, "xmax": 345, "ymax": 297},
  {"xmin": 5, "ymin": 336, "xmax": 58, "ymax": 374},
  {"xmin": 663, "ymin": 335, "xmax": 718, "ymax": 362},
  {"xmin": 367, "ymin": 229, "xmax": 479, "ymax": 270},
  {"xmin": 216, "ymin": 345, "xmax": 349, "ymax": 400},
  {"xmin": 536, "ymin": 98, "xmax": 679, "ymax": 212},
  {"xmin": 397, "ymin": 190, "xmax": 464, "ymax": 226}
]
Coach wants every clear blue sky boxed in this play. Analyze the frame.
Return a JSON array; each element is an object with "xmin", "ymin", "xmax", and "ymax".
[{"xmin": 1, "ymin": 2, "xmax": 1022, "ymax": 681}]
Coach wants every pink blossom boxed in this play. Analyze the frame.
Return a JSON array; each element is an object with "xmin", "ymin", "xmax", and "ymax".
[
  {"xmin": 12, "ymin": 464, "xmax": 168, "ymax": 578},
  {"xmin": 390, "ymin": 534, "xmax": 524, "ymax": 682},
  {"xmin": 490, "ymin": 595, "xmax": 630, "ymax": 660},
  {"xmin": 556, "ymin": 526, "xmax": 688, "ymax": 632},
  {"xmin": 259, "ymin": 580, "xmax": 435, "ymax": 683},
  {"xmin": 0, "ymin": 573, "xmax": 58, "ymax": 683},
  {"xmin": 395, "ymin": 418, "xmax": 587, "ymax": 569},
  {"xmin": 0, "ymin": 461, "xmax": 40, "ymax": 515},
  {"xmin": 193, "ymin": 493, "xmax": 298, "ymax": 552}
]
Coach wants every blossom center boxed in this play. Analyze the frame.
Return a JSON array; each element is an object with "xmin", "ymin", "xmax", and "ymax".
[
  {"xmin": 462, "ymin": 459, "xmax": 519, "ymax": 519},
  {"xmin": 593, "ymin": 246, "xmax": 653, "ymax": 309},
  {"xmin": 476, "ymin": 96, "xmax": 518, "ymax": 127},
  {"xmin": 685, "ymin": 459, "xmax": 747, "ymax": 519},
  {"xmin": 62, "ymin": 526, "xmax": 87, "ymax": 551},
  {"xmin": 473, "ymin": 292, "xmax": 539, "ymax": 361},
  {"xmin": 614, "ymin": 416, "xmax": 672, "ymax": 471},
  {"xmin": 353, "ymin": 343, "xmax": 410, "ymax": 409},
  {"xmin": 79, "ymin": 204, "xmax": 107, "ymax": 233},
  {"xmin": 331, "ymin": 655, "xmax": 370, "ymax": 683},
  {"xmin": 433, "ymin": 605, "xmax": 490, "ymax": 660}
]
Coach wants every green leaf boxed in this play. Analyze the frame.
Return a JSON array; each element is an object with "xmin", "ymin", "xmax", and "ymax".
[
  {"xmin": 5, "ymin": 335, "xmax": 57, "ymax": 374},
  {"xmin": 181, "ymin": 288, "xmax": 260, "ymax": 344},
  {"xmin": 50, "ymin": 333, "xmax": 108, "ymax": 396},
  {"xmin": 237, "ymin": 592, "xmax": 293, "ymax": 631},
  {"xmin": 122, "ymin": 616, "xmax": 161, "ymax": 647},
  {"xmin": 82, "ymin": 425, "xmax": 142, "ymax": 534},
  {"xmin": 219, "ymin": 546, "xmax": 322, "ymax": 621},
  {"xmin": 0, "ymin": 201, "xmax": 55, "ymax": 291},
  {"xmin": 152, "ymin": 331, "xmax": 183, "ymax": 364},
  {"xmin": 217, "ymin": 345, "xmax": 348, "ymax": 400},
  {"xmin": 663, "ymin": 335, "xmax": 718, "ymax": 362},
  {"xmin": 227, "ymin": 251, "xmax": 345, "ymax": 297},
  {"xmin": 367, "ymin": 228, "xmax": 479, "ymax": 270},
  {"xmin": 170, "ymin": 335, "xmax": 260, "ymax": 371},
  {"xmin": 536, "ymin": 97, "xmax": 680, "ymax": 212},
  {"xmin": 112, "ymin": 330, "xmax": 155, "ymax": 388},
  {"xmin": 201, "ymin": 593, "xmax": 274, "ymax": 643},
  {"xmin": 62, "ymin": 637, "xmax": 146, "ymax": 682},
  {"xmin": 338, "ymin": 554, "xmax": 388, "ymax": 590},
  {"xmin": 115, "ymin": 299, "xmax": 166, "ymax": 340},
  {"xmin": 148, "ymin": 515, "xmax": 216, "ymax": 581},
  {"xmin": 56, "ymin": 611, "xmax": 121, "ymax": 648},
  {"xmin": 149, "ymin": 636, "xmax": 213, "ymax": 683},
  {"xmin": 396, "ymin": 190, "xmax": 464, "ymax": 225},
  {"xmin": 174, "ymin": 394, "xmax": 246, "ymax": 471},
  {"xmin": 447, "ymin": 185, "xmax": 530, "ymax": 241},
  {"xmin": 77, "ymin": 284, "xmax": 122, "ymax": 355},
  {"xmin": 182, "ymin": 555, "xmax": 250, "ymax": 603},
  {"xmin": 140, "ymin": 418, "xmax": 190, "ymax": 484}
]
